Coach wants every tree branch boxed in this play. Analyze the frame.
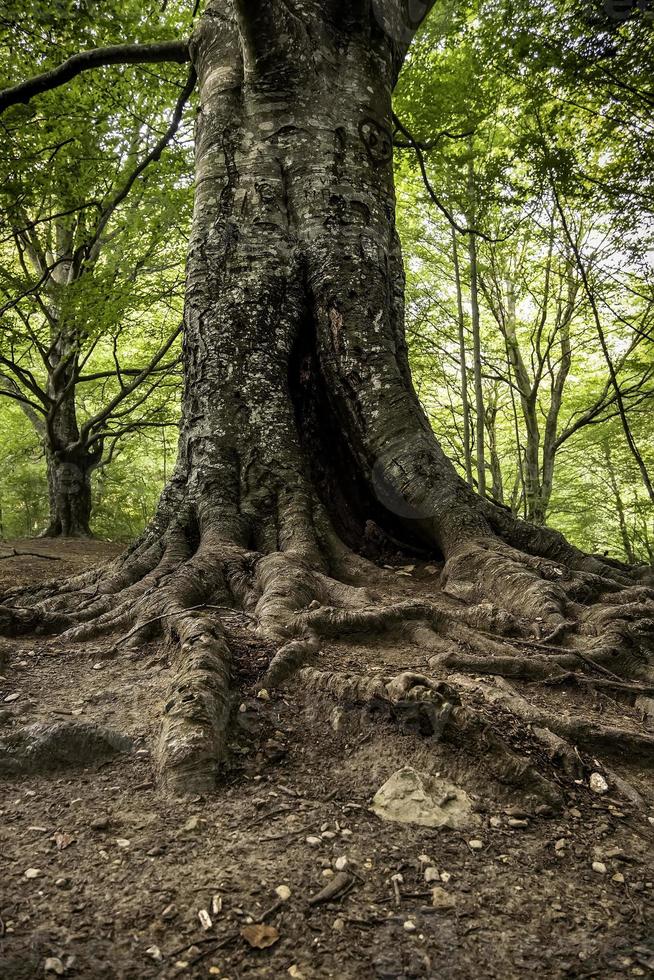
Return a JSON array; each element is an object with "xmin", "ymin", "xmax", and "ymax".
[{"xmin": 0, "ymin": 41, "xmax": 191, "ymax": 115}]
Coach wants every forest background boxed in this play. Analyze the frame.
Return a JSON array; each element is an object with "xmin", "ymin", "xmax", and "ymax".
[{"xmin": 1, "ymin": 0, "xmax": 652, "ymax": 562}]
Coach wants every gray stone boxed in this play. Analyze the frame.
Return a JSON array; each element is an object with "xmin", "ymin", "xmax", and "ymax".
[{"xmin": 371, "ymin": 767, "xmax": 479, "ymax": 830}]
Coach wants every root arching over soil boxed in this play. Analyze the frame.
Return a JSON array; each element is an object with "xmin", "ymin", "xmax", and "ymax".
[{"xmin": 1, "ymin": 477, "xmax": 653, "ymax": 808}]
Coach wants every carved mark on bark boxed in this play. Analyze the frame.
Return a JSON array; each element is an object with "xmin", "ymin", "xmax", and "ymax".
[{"xmin": 358, "ymin": 117, "xmax": 393, "ymax": 166}]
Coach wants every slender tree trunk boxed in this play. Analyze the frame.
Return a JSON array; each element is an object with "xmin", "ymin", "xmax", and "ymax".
[
  {"xmin": 41, "ymin": 340, "xmax": 97, "ymax": 538},
  {"xmin": 485, "ymin": 391, "xmax": 504, "ymax": 505},
  {"xmin": 466, "ymin": 145, "xmax": 486, "ymax": 497},
  {"xmin": 452, "ymin": 228, "xmax": 473, "ymax": 486},
  {"xmin": 602, "ymin": 441, "xmax": 636, "ymax": 564}
]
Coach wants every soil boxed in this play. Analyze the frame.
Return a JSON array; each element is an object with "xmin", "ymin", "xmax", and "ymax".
[{"xmin": 0, "ymin": 539, "xmax": 653, "ymax": 980}]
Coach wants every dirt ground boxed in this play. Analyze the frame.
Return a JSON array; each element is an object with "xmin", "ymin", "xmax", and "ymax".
[{"xmin": 0, "ymin": 538, "xmax": 653, "ymax": 980}]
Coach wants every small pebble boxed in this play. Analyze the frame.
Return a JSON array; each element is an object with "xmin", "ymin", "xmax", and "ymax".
[
  {"xmin": 592, "ymin": 861, "xmax": 607, "ymax": 875},
  {"xmin": 334, "ymin": 856, "xmax": 348, "ymax": 871},
  {"xmin": 275, "ymin": 885, "xmax": 291, "ymax": 901},
  {"xmin": 589, "ymin": 772, "xmax": 609, "ymax": 795},
  {"xmin": 508, "ymin": 818, "xmax": 529, "ymax": 829},
  {"xmin": 322, "ymin": 869, "xmax": 334, "ymax": 879},
  {"xmin": 24, "ymin": 868, "xmax": 41, "ymax": 879},
  {"xmin": 612, "ymin": 872, "xmax": 625, "ymax": 883},
  {"xmin": 306, "ymin": 836, "xmax": 321, "ymax": 848},
  {"xmin": 489, "ymin": 817, "xmax": 502, "ymax": 828},
  {"xmin": 198, "ymin": 909, "xmax": 212, "ymax": 930},
  {"xmin": 321, "ymin": 831, "xmax": 336, "ymax": 840},
  {"xmin": 256, "ymin": 689, "xmax": 270, "ymax": 701},
  {"xmin": 44, "ymin": 957, "xmax": 65, "ymax": 975},
  {"xmin": 403, "ymin": 920, "xmax": 417, "ymax": 932},
  {"xmin": 332, "ymin": 918, "xmax": 345, "ymax": 932},
  {"xmin": 424, "ymin": 867, "xmax": 440, "ymax": 883},
  {"xmin": 468, "ymin": 840, "xmax": 483, "ymax": 851},
  {"xmin": 4, "ymin": 693, "xmax": 19, "ymax": 703},
  {"xmin": 162, "ymin": 904, "xmax": 177, "ymax": 920},
  {"xmin": 431, "ymin": 886, "xmax": 456, "ymax": 910}
]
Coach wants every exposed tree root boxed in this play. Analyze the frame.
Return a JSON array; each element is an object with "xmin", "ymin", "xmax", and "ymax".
[
  {"xmin": 1, "ymin": 501, "xmax": 653, "ymax": 799},
  {"xmin": 450, "ymin": 673, "xmax": 654, "ymax": 766},
  {"xmin": 293, "ymin": 667, "xmax": 563, "ymax": 806}
]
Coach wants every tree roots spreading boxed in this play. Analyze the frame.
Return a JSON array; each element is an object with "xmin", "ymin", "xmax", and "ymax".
[{"xmin": 1, "ymin": 502, "xmax": 653, "ymax": 801}]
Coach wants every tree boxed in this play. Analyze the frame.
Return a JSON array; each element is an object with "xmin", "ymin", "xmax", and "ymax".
[
  {"xmin": 0, "ymin": 5, "xmax": 192, "ymax": 536},
  {"xmin": 1, "ymin": 1, "xmax": 653, "ymax": 797}
]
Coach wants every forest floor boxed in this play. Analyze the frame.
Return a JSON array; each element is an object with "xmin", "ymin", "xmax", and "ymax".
[{"xmin": 0, "ymin": 539, "xmax": 653, "ymax": 980}]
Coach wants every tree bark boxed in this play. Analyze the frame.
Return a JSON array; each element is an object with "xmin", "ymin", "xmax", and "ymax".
[
  {"xmin": 5, "ymin": 0, "xmax": 651, "ymax": 796},
  {"xmin": 452, "ymin": 228, "xmax": 474, "ymax": 487},
  {"xmin": 466, "ymin": 145, "xmax": 486, "ymax": 498}
]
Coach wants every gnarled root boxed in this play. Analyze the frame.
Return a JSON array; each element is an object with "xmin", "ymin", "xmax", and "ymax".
[{"xmin": 292, "ymin": 667, "xmax": 563, "ymax": 806}]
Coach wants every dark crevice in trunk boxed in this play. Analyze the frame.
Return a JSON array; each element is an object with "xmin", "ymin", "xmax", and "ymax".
[{"xmin": 289, "ymin": 309, "xmax": 438, "ymax": 562}]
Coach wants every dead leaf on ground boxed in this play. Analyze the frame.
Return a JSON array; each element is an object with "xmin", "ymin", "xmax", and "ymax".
[
  {"xmin": 53, "ymin": 832, "xmax": 74, "ymax": 850},
  {"xmin": 240, "ymin": 923, "xmax": 280, "ymax": 949}
]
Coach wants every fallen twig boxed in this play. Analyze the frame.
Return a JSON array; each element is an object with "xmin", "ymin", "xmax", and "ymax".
[
  {"xmin": 308, "ymin": 871, "xmax": 352, "ymax": 907},
  {"xmin": 0, "ymin": 548, "xmax": 61, "ymax": 562}
]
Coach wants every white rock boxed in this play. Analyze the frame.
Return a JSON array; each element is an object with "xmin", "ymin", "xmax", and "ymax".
[
  {"xmin": 306, "ymin": 836, "xmax": 321, "ymax": 847},
  {"xmin": 332, "ymin": 918, "xmax": 345, "ymax": 932},
  {"xmin": 256, "ymin": 689, "xmax": 270, "ymax": 701},
  {"xmin": 371, "ymin": 767, "xmax": 479, "ymax": 830},
  {"xmin": 334, "ymin": 856, "xmax": 349, "ymax": 871},
  {"xmin": 24, "ymin": 868, "xmax": 41, "ymax": 879},
  {"xmin": 424, "ymin": 866, "xmax": 440, "ymax": 883},
  {"xmin": 198, "ymin": 909, "xmax": 212, "ymax": 930},
  {"xmin": 4, "ymin": 693, "xmax": 19, "ymax": 703},
  {"xmin": 403, "ymin": 920, "xmax": 417, "ymax": 932},
  {"xmin": 508, "ymin": 818, "xmax": 529, "ymax": 829},
  {"xmin": 468, "ymin": 840, "xmax": 484, "ymax": 851},
  {"xmin": 145, "ymin": 946, "xmax": 162, "ymax": 962},
  {"xmin": 592, "ymin": 861, "xmax": 607, "ymax": 875},
  {"xmin": 275, "ymin": 885, "xmax": 291, "ymax": 901},
  {"xmin": 321, "ymin": 831, "xmax": 336, "ymax": 840},
  {"xmin": 115, "ymin": 838, "xmax": 131, "ymax": 848},
  {"xmin": 589, "ymin": 772, "xmax": 609, "ymax": 795},
  {"xmin": 44, "ymin": 957, "xmax": 65, "ymax": 975}
]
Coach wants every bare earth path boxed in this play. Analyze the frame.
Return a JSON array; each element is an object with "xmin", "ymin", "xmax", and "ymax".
[{"xmin": 1, "ymin": 539, "xmax": 653, "ymax": 980}]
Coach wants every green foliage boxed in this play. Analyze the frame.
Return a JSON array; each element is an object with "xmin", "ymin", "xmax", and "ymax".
[{"xmin": 395, "ymin": 0, "xmax": 654, "ymax": 562}]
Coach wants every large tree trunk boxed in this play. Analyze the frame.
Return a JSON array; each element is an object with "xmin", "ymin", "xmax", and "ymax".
[{"xmin": 3, "ymin": 0, "xmax": 653, "ymax": 797}]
